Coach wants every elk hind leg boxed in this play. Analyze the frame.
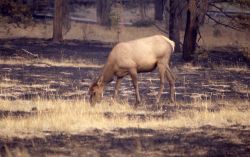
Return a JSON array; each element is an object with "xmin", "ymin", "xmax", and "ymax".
[
  {"xmin": 156, "ymin": 62, "xmax": 166, "ymax": 104},
  {"xmin": 165, "ymin": 66, "xmax": 175, "ymax": 103}
]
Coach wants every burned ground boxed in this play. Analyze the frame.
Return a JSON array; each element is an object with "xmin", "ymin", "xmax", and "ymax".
[
  {"xmin": 0, "ymin": 38, "xmax": 249, "ymax": 156},
  {"xmin": 1, "ymin": 126, "xmax": 250, "ymax": 157},
  {"xmin": 0, "ymin": 38, "xmax": 249, "ymax": 102}
]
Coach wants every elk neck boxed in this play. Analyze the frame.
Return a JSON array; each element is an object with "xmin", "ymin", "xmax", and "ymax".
[{"xmin": 99, "ymin": 63, "xmax": 114, "ymax": 85}]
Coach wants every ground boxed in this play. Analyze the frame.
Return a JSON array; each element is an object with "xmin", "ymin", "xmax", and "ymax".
[
  {"xmin": 1, "ymin": 126, "xmax": 250, "ymax": 157},
  {"xmin": 0, "ymin": 38, "xmax": 249, "ymax": 102},
  {"xmin": 0, "ymin": 38, "xmax": 249, "ymax": 157}
]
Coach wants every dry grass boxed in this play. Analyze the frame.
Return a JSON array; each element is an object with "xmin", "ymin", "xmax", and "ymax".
[
  {"xmin": 0, "ymin": 58, "xmax": 102, "ymax": 68},
  {"xmin": 181, "ymin": 63, "xmax": 202, "ymax": 71},
  {"xmin": 0, "ymin": 99, "xmax": 249, "ymax": 138},
  {"xmin": 200, "ymin": 25, "xmax": 250, "ymax": 49},
  {"xmin": 0, "ymin": 81, "xmax": 18, "ymax": 88},
  {"xmin": 1, "ymin": 19, "xmax": 249, "ymax": 49},
  {"xmin": 2, "ymin": 146, "xmax": 31, "ymax": 157},
  {"xmin": 0, "ymin": 21, "xmax": 161, "ymax": 43},
  {"xmin": 222, "ymin": 65, "xmax": 249, "ymax": 72}
]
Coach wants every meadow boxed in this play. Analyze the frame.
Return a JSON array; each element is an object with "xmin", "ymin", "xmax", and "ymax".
[{"xmin": 0, "ymin": 17, "xmax": 249, "ymax": 156}]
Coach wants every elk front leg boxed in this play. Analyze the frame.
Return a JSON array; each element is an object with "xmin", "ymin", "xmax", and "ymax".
[
  {"xmin": 113, "ymin": 77, "xmax": 122, "ymax": 100},
  {"xmin": 129, "ymin": 68, "xmax": 141, "ymax": 106}
]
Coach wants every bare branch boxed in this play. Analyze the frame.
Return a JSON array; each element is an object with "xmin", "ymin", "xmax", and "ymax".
[
  {"xmin": 209, "ymin": 0, "xmax": 234, "ymax": 4},
  {"xmin": 209, "ymin": 3, "xmax": 233, "ymax": 19},
  {"xmin": 206, "ymin": 13, "xmax": 240, "ymax": 31},
  {"xmin": 21, "ymin": 49, "xmax": 39, "ymax": 58},
  {"xmin": 153, "ymin": 23, "xmax": 168, "ymax": 34}
]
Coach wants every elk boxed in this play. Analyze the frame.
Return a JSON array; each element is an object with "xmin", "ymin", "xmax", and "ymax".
[{"xmin": 89, "ymin": 35, "xmax": 175, "ymax": 107}]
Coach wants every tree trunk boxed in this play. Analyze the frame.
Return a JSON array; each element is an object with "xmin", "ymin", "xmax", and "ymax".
[
  {"xmin": 139, "ymin": 0, "xmax": 147, "ymax": 20},
  {"xmin": 169, "ymin": 0, "xmax": 181, "ymax": 52},
  {"xmin": 53, "ymin": 0, "xmax": 63, "ymax": 42},
  {"xmin": 182, "ymin": 7, "xmax": 198, "ymax": 61},
  {"xmin": 182, "ymin": 0, "xmax": 208, "ymax": 61},
  {"xmin": 62, "ymin": 0, "xmax": 70, "ymax": 35},
  {"xmin": 96, "ymin": 0, "xmax": 112, "ymax": 26},
  {"xmin": 154, "ymin": 0, "xmax": 164, "ymax": 21}
]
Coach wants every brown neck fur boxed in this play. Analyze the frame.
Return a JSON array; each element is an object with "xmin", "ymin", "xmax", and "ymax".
[{"xmin": 98, "ymin": 63, "xmax": 114, "ymax": 86}]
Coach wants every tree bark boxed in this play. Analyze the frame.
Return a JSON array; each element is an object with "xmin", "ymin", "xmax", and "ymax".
[
  {"xmin": 154, "ymin": 0, "xmax": 164, "ymax": 21},
  {"xmin": 53, "ymin": 0, "xmax": 63, "ymax": 42},
  {"xmin": 96, "ymin": 0, "xmax": 112, "ymax": 26},
  {"xmin": 169, "ymin": 0, "xmax": 181, "ymax": 52},
  {"xmin": 182, "ymin": 0, "xmax": 208, "ymax": 61},
  {"xmin": 62, "ymin": 0, "xmax": 70, "ymax": 34}
]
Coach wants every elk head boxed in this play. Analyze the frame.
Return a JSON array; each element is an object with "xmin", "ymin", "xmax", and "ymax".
[{"xmin": 89, "ymin": 77, "xmax": 104, "ymax": 106}]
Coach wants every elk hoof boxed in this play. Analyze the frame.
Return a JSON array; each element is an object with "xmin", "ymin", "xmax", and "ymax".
[
  {"xmin": 156, "ymin": 99, "xmax": 160, "ymax": 104},
  {"xmin": 134, "ymin": 101, "xmax": 141, "ymax": 107},
  {"xmin": 170, "ymin": 100, "xmax": 176, "ymax": 106}
]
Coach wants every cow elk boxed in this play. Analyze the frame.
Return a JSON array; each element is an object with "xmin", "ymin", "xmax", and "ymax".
[{"xmin": 89, "ymin": 35, "xmax": 176, "ymax": 107}]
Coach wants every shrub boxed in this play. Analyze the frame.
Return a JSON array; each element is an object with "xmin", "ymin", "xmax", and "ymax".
[{"xmin": 0, "ymin": 0, "xmax": 32, "ymax": 24}]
